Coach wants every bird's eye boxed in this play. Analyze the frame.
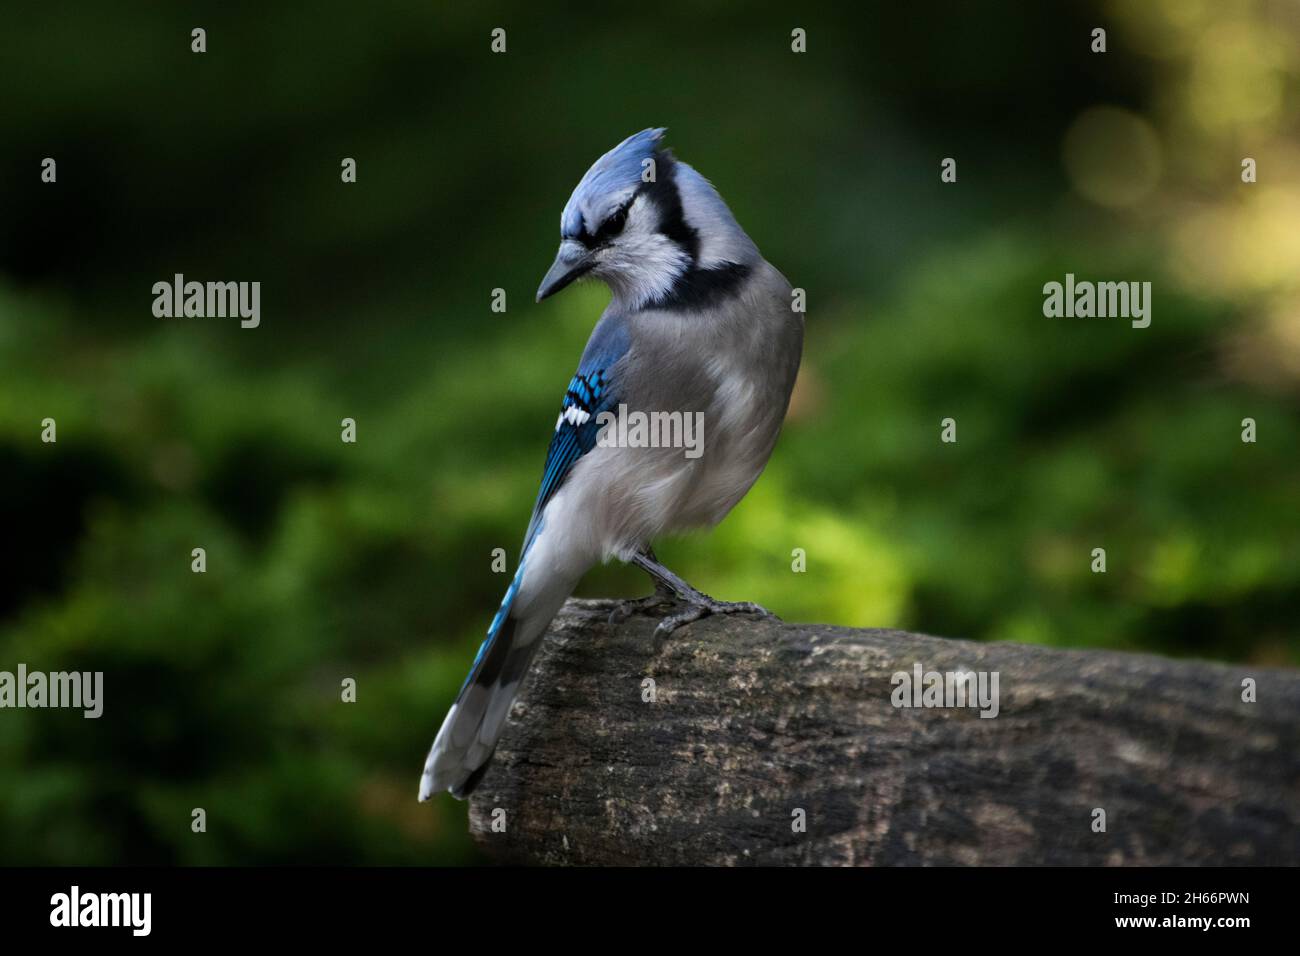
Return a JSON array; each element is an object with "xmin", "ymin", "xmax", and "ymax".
[{"xmin": 593, "ymin": 203, "xmax": 630, "ymax": 244}]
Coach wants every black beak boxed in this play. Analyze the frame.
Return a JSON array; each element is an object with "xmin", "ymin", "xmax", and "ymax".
[{"xmin": 536, "ymin": 240, "xmax": 594, "ymax": 302}]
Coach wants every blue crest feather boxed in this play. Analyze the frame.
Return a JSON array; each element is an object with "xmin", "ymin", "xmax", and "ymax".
[{"xmin": 561, "ymin": 127, "xmax": 666, "ymax": 239}]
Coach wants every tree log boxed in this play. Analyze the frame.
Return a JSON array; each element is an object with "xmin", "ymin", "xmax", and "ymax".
[{"xmin": 467, "ymin": 599, "xmax": 1300, "ymax": 865}]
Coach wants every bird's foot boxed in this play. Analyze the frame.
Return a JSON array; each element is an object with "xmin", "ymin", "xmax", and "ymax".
[
  {"xmin": 607, "ymin": 589, "xmax": 673, "ymax": 626},
  {"xmin": 654, "ymin": 594, "xmax": 774, "ymax": 637},
  {"xmin": 625, "ymin": 549, "xmax": 775, "ymax": 636}
]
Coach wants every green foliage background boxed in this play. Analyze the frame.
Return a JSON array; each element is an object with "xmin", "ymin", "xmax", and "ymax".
[{"xmin": 1, "ymin": 1, "xmax": 1297, "ymax": 864}]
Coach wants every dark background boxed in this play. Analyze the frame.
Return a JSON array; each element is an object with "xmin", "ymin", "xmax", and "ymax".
[{"xmin": 1, "ymin": 1, "xmax": 1297, "ymax": 864}]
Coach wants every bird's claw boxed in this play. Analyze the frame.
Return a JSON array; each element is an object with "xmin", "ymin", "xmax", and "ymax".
[
  {"xmin": 607, "ymin": 592, "xmax": 672, "ymax": 626},
  {"xmin": 653, "ymin": 597, "xmax": 774, "ymax": 637}
]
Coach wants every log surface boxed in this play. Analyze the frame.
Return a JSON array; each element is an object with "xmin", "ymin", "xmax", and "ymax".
[{"xmin": 467, "ymin": 599, "xmax": 1300, "ymax": 865}]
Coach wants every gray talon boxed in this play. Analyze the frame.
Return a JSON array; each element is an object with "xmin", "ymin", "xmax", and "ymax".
[
  {"xmin": 607, "ymin": 589, "xmax": 673, "ymax": 626},
  {"xmin": 653, "ymin": 597, "xmax": 774, "ymax": 636},
  {"xmin": 625, "ymin": 548, "xmax": 774, "ymax": 636}
]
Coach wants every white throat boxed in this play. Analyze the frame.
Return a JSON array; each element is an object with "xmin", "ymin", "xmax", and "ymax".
[{"xmin": 593, "ymin": 194, "xmax": 692, "ymax": 310}]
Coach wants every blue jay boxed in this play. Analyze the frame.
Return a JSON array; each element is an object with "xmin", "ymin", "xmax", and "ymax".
[{"xmin": 419, "ymin": 128, "xmax": 803, "ymax": 801}]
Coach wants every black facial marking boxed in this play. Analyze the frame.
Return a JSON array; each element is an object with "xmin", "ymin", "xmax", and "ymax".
[
  {"xmin": 567, "ymin": 148, "xmax": 752, "ymax": 312},
  {"xmin": 650, "ymin": 261, "xmax": 752, "ymax": 312},
  {"xmin": 633, "ymin": 151, "xmax": 753, "ymax": 311},
  {"xmin": 589, "ymin": 202, "xmax": 629, "ymax": 246},
  {"xmin": 636, "ymin": 151, "xmax": 700, "ymax": 262},
  {"xmin": 572, "ymin": 150, "xmax": 700, "ymax": 256}
]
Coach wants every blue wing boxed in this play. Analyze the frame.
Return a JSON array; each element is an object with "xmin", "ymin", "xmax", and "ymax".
[
  {"xmin": 422, "ymin": 316, "xmax": 631, "ymax": 797},
  {"xmin": 520, "ymin": 315, "xmax": 630, "ymax": 555}
]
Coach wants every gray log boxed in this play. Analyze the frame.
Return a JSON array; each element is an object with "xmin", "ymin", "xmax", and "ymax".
[{"xmin": 467, "ymin": 598, "xmax": 1300, "ymax": 865}]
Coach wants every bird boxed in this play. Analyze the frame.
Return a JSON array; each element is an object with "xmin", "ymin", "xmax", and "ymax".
[{"xmin": 419, "ymin": 128, "xmax": 803, "ymax": 801}]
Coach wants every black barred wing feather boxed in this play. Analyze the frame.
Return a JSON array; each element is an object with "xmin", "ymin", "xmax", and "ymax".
[{"xmin": 520, "ymin": 366, "xmax": 617, "ymax": 554}]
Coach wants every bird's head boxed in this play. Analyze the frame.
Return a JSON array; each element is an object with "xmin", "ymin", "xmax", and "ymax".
[{"xmin": 536, "ymin": 128, "xmax": 758, "ymax": 309}]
